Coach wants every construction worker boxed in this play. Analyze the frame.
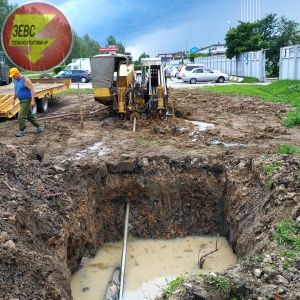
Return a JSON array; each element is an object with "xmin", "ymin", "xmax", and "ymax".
[{"xmin": 9, "ymin": 67, "xmax": 44, "ymax": 137}]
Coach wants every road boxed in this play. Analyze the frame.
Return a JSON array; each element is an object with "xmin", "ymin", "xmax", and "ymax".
[{"xmin": 72, "ymin": 77, "xmax": 272, "ymax": 90}]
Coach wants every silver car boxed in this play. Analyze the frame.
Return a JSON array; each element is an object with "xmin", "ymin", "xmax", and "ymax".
[{"xmin": 182, "ymin": 67, "xmax": 229, "ymax": 84}]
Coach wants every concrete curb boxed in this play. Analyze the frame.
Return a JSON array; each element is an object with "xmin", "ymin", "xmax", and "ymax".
[{"xmin": 229, "ymin": 75, "xmax": 244, "ymax": 82}]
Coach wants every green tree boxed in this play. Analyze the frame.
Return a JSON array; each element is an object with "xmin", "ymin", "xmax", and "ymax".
[
  {"xmin": 133, "ymin": 52, "xmax": 150, "ymax": 71},
  {"xmin": 106, "ymin": 34, "xmax": 125, "ymax": 54},
  {"xmin": 138, "ymin": 51, "xmax": 150, "ymax": 63},
  {"xmin": 66, "ymin": 32, "xmax": 100, "ymax": 63},
  {"xmin": 225, "ymin": 13, "xmax": 300, "ymax": 76},
  {"xmin": 106, "ymin": 35, "xmax": 117, "ymax": 46},
  {"xmin": 0, "ymin": 0, "xmax": 17, "ymax": 51},
  {"xmin": 260, "ymin": 14, "xmax": 300, "ymax": 76},
  {"xmin": 116, "ymin": 42, "xmax": 125, "ymax": 54},
  {"xmin": 225, "ymin": 21, "xmax": 268, "ymax": 58},
  {"xmin": 189, "ymin": 52, "xmax": 207, "ymax": 62},
  {"xmin": 81, "ymin": 34, "xmax": 101, "ymax": 56}
]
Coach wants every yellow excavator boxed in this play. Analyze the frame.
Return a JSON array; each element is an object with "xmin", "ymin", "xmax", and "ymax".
[{"xmin": 90, "ymin": 54, "xmax": 169, "ymax": 120}]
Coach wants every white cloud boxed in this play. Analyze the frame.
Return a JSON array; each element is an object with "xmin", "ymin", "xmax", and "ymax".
[
  {"xmin": 8, "ymin": 0, "xmax": 300, "ymax": 61},
  {"xmin": 125, "ymin": 18, "xmax": 228, "ymax": 60}
]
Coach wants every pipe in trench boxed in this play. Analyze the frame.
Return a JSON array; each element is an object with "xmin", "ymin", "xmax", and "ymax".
[{"xmin": 119, "ymin": 203, "xmax": 130, "ymax": 300}]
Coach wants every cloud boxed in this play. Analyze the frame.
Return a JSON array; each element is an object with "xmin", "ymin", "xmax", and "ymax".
[
  {"xmin": 57, "ymin": 0, "xmax": 225, "ymax": 46},
  {"xmin": 7, "ymin": 0, "xmax": 300, "ymax": 60},
  {"xmin": 7, "ymin": 0, "xmax": 234, "ymax": 56},
  {"xmin": 125, "ymin": 10, "xmax": 232, "ymax": 60}
]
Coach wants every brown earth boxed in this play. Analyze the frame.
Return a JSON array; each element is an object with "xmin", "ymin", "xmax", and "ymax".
[{"xmin": 0, "ymin": 89, "xmax": 299, "ymax": 299}]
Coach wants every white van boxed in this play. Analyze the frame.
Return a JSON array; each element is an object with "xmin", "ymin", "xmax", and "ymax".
[
  {"xmin": 176, "ymin": 63, "xmax": 205, "ymax": 79},
  {"xmin": 64, "ymin": 58, "xmax": 91, "ymax": 72}
]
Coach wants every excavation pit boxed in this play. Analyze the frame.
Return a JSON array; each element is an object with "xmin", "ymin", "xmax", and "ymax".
[
  {"xmin": 1, "ymin": 140, "xmax": 299, "ymax": 300},
  {"xmin": 65, "ymin": 157, "xmax": 239, "ymax": 300},
  {"xmin": 1, "ymin": 88, "xmax": 299, "ymax": 300}
]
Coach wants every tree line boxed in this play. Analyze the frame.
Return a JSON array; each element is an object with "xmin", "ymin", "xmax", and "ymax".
[{"xmin": 225, "ymin": 13, "xmax": 300, "ymax": 77}]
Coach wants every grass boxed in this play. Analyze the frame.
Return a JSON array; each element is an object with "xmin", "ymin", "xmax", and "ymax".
[
  {"xmin": 55, "ymin": 88, "xmax": 93, "ymax": 96},
  {"xmin": 263, "ymin": 161, "xmax": 283, "ymax": 188},
  {"xmin": 162, "ymin": 276, "xmax": 185, "ymax": 299},
  {"xmin": 242, "ymin": 76, "xmax": 259, "ymax": 83},
  {"xmin": 283, "ymin": 109, "xmax": 300, "ymax": 128},
  {"xmin": 274, "ymin": 218, "xmax": 300, "ymax": 259},
  {"xmin": 200, "ymin": 274, "xmax": 231, "ymax": 293},
  {"xmin": 22, "ymin": 70, "xmax": 55, "ymax": 79},
  {"xmin": 161, "ymin": 273, "xmax": 232, "ymax": 299},
  {"xmin": 275, "ymin": 144, "xmax": 300, "ymax": 155},
  {"xmin": 201, "ymin": 80, "xmax": 300, "ymax": 127}
]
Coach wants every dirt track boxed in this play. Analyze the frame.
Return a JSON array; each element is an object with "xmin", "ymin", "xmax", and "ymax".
[{"xmin": 0, "ymin": 89, "xmax": 299, "ymax": 300}]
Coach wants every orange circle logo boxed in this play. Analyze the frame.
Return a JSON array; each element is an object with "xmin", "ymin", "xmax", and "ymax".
[{"xmin": 1, "ymin": 2, "xmax": 73, "ymax": 71}]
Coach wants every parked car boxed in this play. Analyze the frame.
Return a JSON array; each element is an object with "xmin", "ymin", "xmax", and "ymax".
[
  {"xmin": 164, "ymin": 66, "xmax": 172, "ymax": 77},
  {"xmin": 182, "ymin": 67, "xmax": 229, "ymax": 84},
  {"xmin": 176, "ymin": 64, "xmax": 205, "ymax": 79},
  {"xmin": 170, "ymin": 65, "xmax": 179, "ymax": 77},
  {"xmin": 55, "ymin": 69, "xmax": 91, "ymax": 83}
]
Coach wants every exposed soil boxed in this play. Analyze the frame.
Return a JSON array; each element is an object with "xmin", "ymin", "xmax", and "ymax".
[{"xmin": 0, "ymin": 89, "xmax": 299, "ymax": 299}]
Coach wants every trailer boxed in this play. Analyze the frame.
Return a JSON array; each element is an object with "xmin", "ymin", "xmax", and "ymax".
[{"xmin": 0, "ymin": 78, "xmax": 71, "ymax": 118}]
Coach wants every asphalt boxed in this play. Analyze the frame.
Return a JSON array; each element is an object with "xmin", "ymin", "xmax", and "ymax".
[{"xmin": 71, "ymin": 77, "xmax": 272, "ymax": 90}]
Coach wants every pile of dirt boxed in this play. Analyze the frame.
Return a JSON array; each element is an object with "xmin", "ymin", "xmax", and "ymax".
[
  {"xmin": 0, "ymin": 89, "xmax": 299, "ymax": 299},
  {"xmin": 0, "ymin": 90, "xmax": 298, "ymax": 161}
]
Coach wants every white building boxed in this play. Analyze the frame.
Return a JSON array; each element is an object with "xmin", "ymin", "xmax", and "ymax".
[{"xmin": 197, "ymin": 43, "xmax": 226, "ymax": 56}]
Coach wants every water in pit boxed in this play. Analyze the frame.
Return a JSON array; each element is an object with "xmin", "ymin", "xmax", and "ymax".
[{"xmin": 71, "ymin": 236, "xmax": 237, "ymax": 300}]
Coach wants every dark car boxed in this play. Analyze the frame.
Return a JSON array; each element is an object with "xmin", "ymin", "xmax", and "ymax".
[
  {"xmin": 0, "ymin": 51, "xmax": 10, "ymax": 85},
  {"xmin": 55, "ymin": 69, "xmax": 91, "ymax": 83}
]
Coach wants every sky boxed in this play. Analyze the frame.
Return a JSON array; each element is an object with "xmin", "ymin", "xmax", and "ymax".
[{"xmin": 7, "ymin": 0, "xmax": 300, "ymax": 59}]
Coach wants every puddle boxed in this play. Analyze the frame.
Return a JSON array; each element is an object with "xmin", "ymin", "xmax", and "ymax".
[
  {"xmin": 210, "ymin": 139, "xmax": 246, "ymax": 148},
  {"xmin": 74, "ymin": 141, "xmax": 110, "ymax": 159},
  {"xmin": 71, "ymin": 236, "xmax": 237, "ymax": 300},
  {"xmin": 185, "ymin": 120, "xmax": 215, "ymax": 132},
  {"xmin": 63, "ymin": 141, "xmax": 110, "ymax": 161},
  {"xmin": 184, "ymin": 120, "xmax": 215, "ymax": 142}
]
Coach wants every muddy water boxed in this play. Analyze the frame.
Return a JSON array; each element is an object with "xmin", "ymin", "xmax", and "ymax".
[{"xmin": 71, "ymin": 236, "xmax": 237, "ymax": 300}]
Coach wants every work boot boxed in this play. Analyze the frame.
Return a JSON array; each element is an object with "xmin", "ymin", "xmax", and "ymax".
[
  {"xmin": 15, "ymin": 130, "xmax": 25, "ymax": 137},
  {"xmin": 34, "ymin": 127, "xmax": 44, "ymax": 134}
]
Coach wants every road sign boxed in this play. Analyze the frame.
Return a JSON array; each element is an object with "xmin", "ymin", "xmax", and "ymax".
[{"xmin": 1, "ymin": 2, "xmax": 73, "ymax": 71}]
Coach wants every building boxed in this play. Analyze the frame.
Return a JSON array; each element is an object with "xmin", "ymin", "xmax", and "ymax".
[
  {"xmin": 197, "ymin": 43, "xmax": 226, "ymax": 56},
  {"xmin": 99, "ymin": 45, "xmax": 119, "ymax": 54},
  {"xmin": 157, "ymin": 51, "xmax": 188, "ymax": 63}
]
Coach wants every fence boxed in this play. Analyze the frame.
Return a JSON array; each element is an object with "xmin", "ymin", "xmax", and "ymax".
[
  {"xmin": 195, "ymin": 50, "xmax": 266, "ymax": 82},
  {"xmin": 168, "ymin": 59, "xmax": 190, "ymax": 66},
  {"xmin": 279, "ymin": 45, "xmax": 300, "ymax": 80}
]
